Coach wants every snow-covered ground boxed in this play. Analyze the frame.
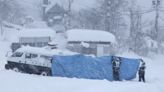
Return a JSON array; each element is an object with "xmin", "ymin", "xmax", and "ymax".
[
  {"xmin": 0, "ymin": 70, "xmax": 162, "ymax": 92},
  {"xmin": 0, "ymin": 41, "xmax": 11, "ymax": 69},
  {"xmin": 0, "ymin": 40, "xmax": 164, "ymax": 92}
]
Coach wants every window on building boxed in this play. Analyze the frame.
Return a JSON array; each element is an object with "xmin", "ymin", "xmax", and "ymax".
[
  {"xmin": 89, "ymin": 43, "xmax": 96, "ymax": 48},
  {"xmin": 37, "ymin": 42, "xmax": 42, "ymax": 47}
]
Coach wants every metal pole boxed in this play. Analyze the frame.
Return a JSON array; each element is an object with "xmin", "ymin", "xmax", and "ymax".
[{"xmin": 154, "ymin": 0, "xmax": 160, "ymax": 41}]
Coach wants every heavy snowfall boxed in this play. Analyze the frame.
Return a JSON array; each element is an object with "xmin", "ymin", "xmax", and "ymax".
[{"xmin": 0, "ymin": 0, "xmax": 164, "ymax": 92}]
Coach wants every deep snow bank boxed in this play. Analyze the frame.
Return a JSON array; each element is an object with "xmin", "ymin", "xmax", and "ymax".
[
  {"xmin": 0, "ymin": 70, "xmax": 162, "ymax": 92},
  {"xmin": 0, "ymin": 41, "xmax": 11, "ymax": 69}
]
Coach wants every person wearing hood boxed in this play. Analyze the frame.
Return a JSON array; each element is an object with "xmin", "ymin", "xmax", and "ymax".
[
  {"xmin": 112, "ymin": 56, "xmax": 121, "ymax": 81},
  {"xmin": 138, "ymin": 59, "xmax": 146, "ymax": 82}
]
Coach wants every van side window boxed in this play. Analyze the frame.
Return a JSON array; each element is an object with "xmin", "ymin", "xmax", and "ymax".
[
  {"xmin": 25, "ymin": 53, "xmax": 38, "ymax": 59},
  {"xmin": 12, "ymin": 52, "xmax": 23, "ymax": 57},
  {"xmin": 25, "ymin": 53, "xmax": 31, "ymax": 58},
  {"xmin": 31, "ymin": 54, "xmax": 38, "ymax": 58},
  {"xmin": 40, "ymin": 55, "xmax": 51, "ymax": 60}
]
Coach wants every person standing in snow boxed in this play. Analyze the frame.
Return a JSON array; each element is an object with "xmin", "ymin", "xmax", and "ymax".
[
  {"xmin": 138, "ymin": 59, "xmax": 146, "ymax": 82},
  {"xmin": 112, "ymin": 56, "xmax": 121, "ymax": 81}
]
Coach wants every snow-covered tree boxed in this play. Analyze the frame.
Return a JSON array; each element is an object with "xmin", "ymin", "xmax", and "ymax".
[
  {"xmin": 0, "ymin": 0, "xmax": 24, "ymax": 35},
  {"xmin": 98, "ymin": 0, "xmax": 127, "ymax": 35},
  {"xmin": 77, "ymin": 8, "xmax": 102, "ymax": 29},
  {"xmin": 128, "ymin": 1, "xmax": 142, "ymax": 52},
  {"xmin": 62, "ymin": 0, "xmax": 74, "ymax": 30}
]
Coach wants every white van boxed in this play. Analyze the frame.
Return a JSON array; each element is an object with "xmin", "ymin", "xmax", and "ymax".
[{"xmin": 5, "ymin": 46, "xmax": 77, "ymax": 76}]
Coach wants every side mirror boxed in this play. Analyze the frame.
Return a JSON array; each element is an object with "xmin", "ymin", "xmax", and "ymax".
[{"xmin": 5, "ymin": 51, "xmax": 13, "ymax": 57}]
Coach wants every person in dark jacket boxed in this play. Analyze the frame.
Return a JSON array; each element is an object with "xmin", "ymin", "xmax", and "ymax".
[
  {"xmin": 112, "ymin": 56, "xmax": 121, "ymax": 81},
  {"xmin": 138, "ymin": 59, "xmax": 146, "ymax": 82}
]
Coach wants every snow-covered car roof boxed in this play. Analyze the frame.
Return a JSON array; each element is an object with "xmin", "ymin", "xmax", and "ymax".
[
  {"xmin": 16, "ymin": 46, "xmax": 77, "ymax": 56},
  {"xmin": 67, "ymin": 29, "xmax": 116, "ymax": 43}
]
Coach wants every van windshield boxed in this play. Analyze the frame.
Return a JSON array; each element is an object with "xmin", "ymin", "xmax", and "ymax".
[{"xmin": 12, "ymin": 52, "xmax": 23, "ymax": 57}]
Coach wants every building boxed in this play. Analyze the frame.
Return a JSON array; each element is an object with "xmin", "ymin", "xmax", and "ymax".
[
  {"xmin": 11, "ymin": 28, "xmax": 56, "ymax": 52},
  {"xmin": 66, "ymin": 29, "xmax": 116, "ymax": 56},
  {"xmin": 44, "ymin": 2, "xmax": 66, "ymax": 26}
]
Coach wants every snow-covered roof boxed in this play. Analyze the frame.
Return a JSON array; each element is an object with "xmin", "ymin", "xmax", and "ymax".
[
  {"xmin": 19, "ymin": 28, "xmax": 56, "ymax": 38},
  {"xmin": 67, "ymin": 29, "xmax": 116, "ymax": 43},
  {"xmin": 16, "ymin": 46, "xmax": 77, "ymax": 56},
  {"xmin": 8, "ymin": 28, "xmax": 56, "ymax": 42},
  {"xmin": 3, "ymin": 21, "xmax": 23, "ymax": 30}
]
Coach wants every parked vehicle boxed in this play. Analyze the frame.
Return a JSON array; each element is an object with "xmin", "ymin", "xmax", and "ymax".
[{"xmin": 5, "ymin": 46, "xmax": 77, "ymax": 76}]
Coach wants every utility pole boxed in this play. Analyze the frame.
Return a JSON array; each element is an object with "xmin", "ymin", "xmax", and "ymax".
[
  {"xmin": 42, "ymin": 0, "xmax": 49, "ymax": 20},
  {"xmin": 67, "ymin": 0, "xmax": 74, "ymax": 29},
  {"xmin": 152, "ymin": 0, "xmax": 161, "ymax": 41}
]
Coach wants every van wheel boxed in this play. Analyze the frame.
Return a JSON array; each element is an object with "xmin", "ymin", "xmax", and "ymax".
[
  {"xmin": 5, "ymin": 64, "xmax": 10, "ymax": 70},
  {"xmin": 13, "ymin": 67, "xmax": 19, "ymax": 72},
  {"xmin": 40, "ymin": 71, "xmax": 49, "ymax": 76}
]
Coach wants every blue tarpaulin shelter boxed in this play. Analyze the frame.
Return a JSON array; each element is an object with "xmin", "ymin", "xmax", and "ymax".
[{"xmin": 51, "ymin": 54, "xmax": 140, "ymax": 81}]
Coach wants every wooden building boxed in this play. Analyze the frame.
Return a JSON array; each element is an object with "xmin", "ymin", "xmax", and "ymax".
[
  {"xmin": 66, "ymin": 29, "xmax": 116, "ymax": 56},
  {"xmin": 11, "ymin": 28, "xmax": 56, "ymax": 52}
]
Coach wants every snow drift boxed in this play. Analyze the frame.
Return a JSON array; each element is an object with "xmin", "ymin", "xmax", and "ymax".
[{"xmin": 51, "ymin": 55, "xmax": 140, "ymax": 80}]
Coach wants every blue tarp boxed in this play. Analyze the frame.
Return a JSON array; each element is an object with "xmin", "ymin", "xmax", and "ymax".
[{"xmin": 51, "ymin": 54, "xmax": 140, "ymax": 81}]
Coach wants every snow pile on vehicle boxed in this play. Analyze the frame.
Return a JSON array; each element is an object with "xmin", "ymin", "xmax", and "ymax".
[
  {"xmin": 16, "ymin": 46, "xmax": 77, "ymax": 56},
  {"xmin": 52, "ymin": 54, "xmax": 140, "ymax": 80}
]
